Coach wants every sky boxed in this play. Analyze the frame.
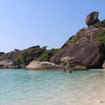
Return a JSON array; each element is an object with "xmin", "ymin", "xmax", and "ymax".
[{"xmin": 0, "ymin": 0, "xmax": 105, "ymax": 52}]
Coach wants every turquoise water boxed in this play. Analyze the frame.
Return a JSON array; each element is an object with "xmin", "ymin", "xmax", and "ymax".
[{"xmin": 0, "ymin": 69, "xmax": 105, "ymax": 105}]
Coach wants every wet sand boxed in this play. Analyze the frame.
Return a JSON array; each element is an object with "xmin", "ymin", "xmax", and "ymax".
[{"xmin": 64, "ymin": 84, "xmax": 105, "ymax": 105}]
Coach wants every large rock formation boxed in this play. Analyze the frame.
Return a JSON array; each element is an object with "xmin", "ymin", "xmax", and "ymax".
[
  {"xmin": 0, "ymin": 11, "xmax": 105, "ymax": 70},
  {"xmin": 86, "ymin": 11, "xmax": 99, "ymax": 26},
  {"xmin": 51, "ymin": 41, "xmax": 105, "ymax": 68},
  {"xmin": 51, "ymin": 12, "xmax": 105, "ymax": 69},
  {"xmin": 26, "ymin": 61, "xmax": 63, "ymax": 70}
]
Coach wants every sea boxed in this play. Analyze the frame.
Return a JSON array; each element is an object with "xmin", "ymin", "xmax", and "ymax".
[{"xmin": 0, "ymin": 69, "xmax": 105, "ymax": 105}]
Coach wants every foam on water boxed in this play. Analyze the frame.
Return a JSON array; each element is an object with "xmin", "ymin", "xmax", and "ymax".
[{"xmin": 0, "ymin": 69, "xmax": 105, "ymax": 105}]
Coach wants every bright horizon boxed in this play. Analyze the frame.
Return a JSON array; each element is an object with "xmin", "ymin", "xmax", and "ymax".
[{"xmin": 0, "ymin": 0, "xmax": 105, "ymax": 52}]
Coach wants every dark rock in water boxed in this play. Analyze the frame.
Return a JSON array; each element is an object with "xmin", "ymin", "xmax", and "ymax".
[{"xmin": 86, "ymin": 11, "xmax": 99, "ymax": 26}]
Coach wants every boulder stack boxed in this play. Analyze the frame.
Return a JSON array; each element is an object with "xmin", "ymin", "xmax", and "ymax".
[
  {"xmin": 86, "ymin": 11, "xmax": 99, "ymax": 26},
  {"xmin": 50, "ymin": 11, "xmax": 105, "ymax": 69}
]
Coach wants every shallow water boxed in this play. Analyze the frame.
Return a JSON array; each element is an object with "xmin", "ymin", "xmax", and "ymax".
[{"xmin": 0, "ymin": 69, "xmax": 105, "ymax": 105}]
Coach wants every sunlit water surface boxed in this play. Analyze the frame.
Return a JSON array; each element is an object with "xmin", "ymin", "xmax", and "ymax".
[{"xmin": 0, "ymin": 69, "xmax": 105, "ymax": 105}]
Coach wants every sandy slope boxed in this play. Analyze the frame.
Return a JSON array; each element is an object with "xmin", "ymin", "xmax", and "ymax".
[{"xmin": 63, "ymin": 87, "xmax": 105, "ymax": 105}]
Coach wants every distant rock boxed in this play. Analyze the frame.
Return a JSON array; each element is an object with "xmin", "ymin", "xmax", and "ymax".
[
  {"xmin": 0, "ymin": 60, "xmax": 18, "ymax": 68},
  {"xmin": 0, "ymin": 46, "xmax": 44, "ymax": 67},
  {"xmin": 26, "ymin": 61, "xmax": 63, "ymax": 70},
  {"xmin": 0, "ymin": 45, "xmax": 60, "ymax": 69},
  {"xmin": 0, "ymin": 51, "xmax": 23, "ymax": 61},
  {"xmin": 86, "ymin": 11, "xmax": 99, "ymax": 26}
]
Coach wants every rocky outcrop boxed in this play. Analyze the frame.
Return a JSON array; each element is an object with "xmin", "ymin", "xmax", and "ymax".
[
  {"xmin": 0, "ymin": 52, "xmax": 5, "ymax": 56},
  {"xmin": 102, "ymin": 61, "xmax": 105, "ymax": 69},
  {"xmin": 86, "ymin": 11, "xmax": 99, "ymax": 26},
  {"xmin": 70, "ymin": 66, "xmax": 88, "ymax": 71},
  {"xmin": 51, "ymin": 11, "xmax": 105, "ymax": 69},
  {"xmin": 0, "ymin": 11, "xmax": 105, "ymax": 70},
  {"xmin": 0, "ymin": 50, "xmax": 23, "ymax": 61},
  {"xmin": 0, "ymin": 46, "xmax": 45, "ymax": 68},
  {"xmin": 51, "ymin": 41, "xmax": 105, "ymax": 68},
  {"xmin": 0, "ymin": 60, "xmax": 18, "ymax": 68},
  {"xmin": 0, "ymin": 46, "xmax": 59, "ymax": 69},
  {"xmin": 26, "ymin": 61, "xmax": 63, "ymax": 70}
]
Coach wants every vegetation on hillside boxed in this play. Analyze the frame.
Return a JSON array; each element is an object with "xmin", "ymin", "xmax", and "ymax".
[
  {"xmin": 69, "ymin": 36, "xmax": 78, "ymax": 44},
  {"xmin": 94, "ymin": 20, "xmax": 105, "ymax": 28},
  {"xmin": 14, "ymin": 45, "xmax": 60, "ymax": 65},
  {"xmin": 36, "ymin": 48, "xmax": 60, "ymax": 61},
  {"xmin": 93, "ymin": 29, "xmax": 105, "ymax": 45},
  {"xmin": 15, "ymin": 46, "xmax": 44, "ymax": 64}
]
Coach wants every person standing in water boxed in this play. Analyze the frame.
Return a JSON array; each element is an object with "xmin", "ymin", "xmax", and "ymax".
[
  {"xmin": 69, "ymin": 69, "xmax": 72, "ymax": 73},
  {"xmin": 64, "ymin": 64, "xmax": 72, "ymax": 73},
  {"xmin": 69, "ymin": 64, "xmax": 72, "ymax": 74}
]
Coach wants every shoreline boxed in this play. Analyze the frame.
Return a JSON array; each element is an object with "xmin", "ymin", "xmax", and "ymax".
[
  {"xmin": 0, "ymin": 67, "xmax": 103, "ymax": 71},
  {"xmin": 66, "ymin": 86, "xmax": 105, "ymax": 105},
  {"xmin": 0, "ymin": 69, "xmax": 105, "ymax": 105}
]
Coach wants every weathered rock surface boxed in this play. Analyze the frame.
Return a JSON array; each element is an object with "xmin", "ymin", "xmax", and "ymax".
[
  {"xmin": 0, "ymin": 60, "xmax": 18, "ymax": 68},
  {"xmin": 71, "ymin": 66, "xmax": 88, "ymax": 71},
  {"xmin": 86, "ymin": 11, "xmax": 99, "ymax": 26},
  {"xmin": 0, "ymin": 11, "xmax": 105, "ymax": 70},
  {"xmin": 0, "ymin": 50, "xmax": 23, "ymax": 61},
  {"xmin": 0, "ymin": 46, "xmax": 45, "ymax": 68},
  {"xmin": 51, "ymin": 41, "xmax": 105, "ymax": 68},
  {"xmin": 26, "ymin": 61, "xmax": 63, "ymax": 70},
  {"xmin": 102, "ymin": 62, "xmax": 105, "ymax": 69},
  {"xmin": 0, "ymin": 46, "xmax": 59, "ymax": 69},
  {"xmin": 50, "ymin": 19, "xmax": 105, "ymax": 69}
]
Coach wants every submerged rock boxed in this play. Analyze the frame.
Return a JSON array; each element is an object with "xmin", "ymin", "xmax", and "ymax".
[{"xmin": 26, "ymin": 61, "xmax": 63, "ymax": 70}]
